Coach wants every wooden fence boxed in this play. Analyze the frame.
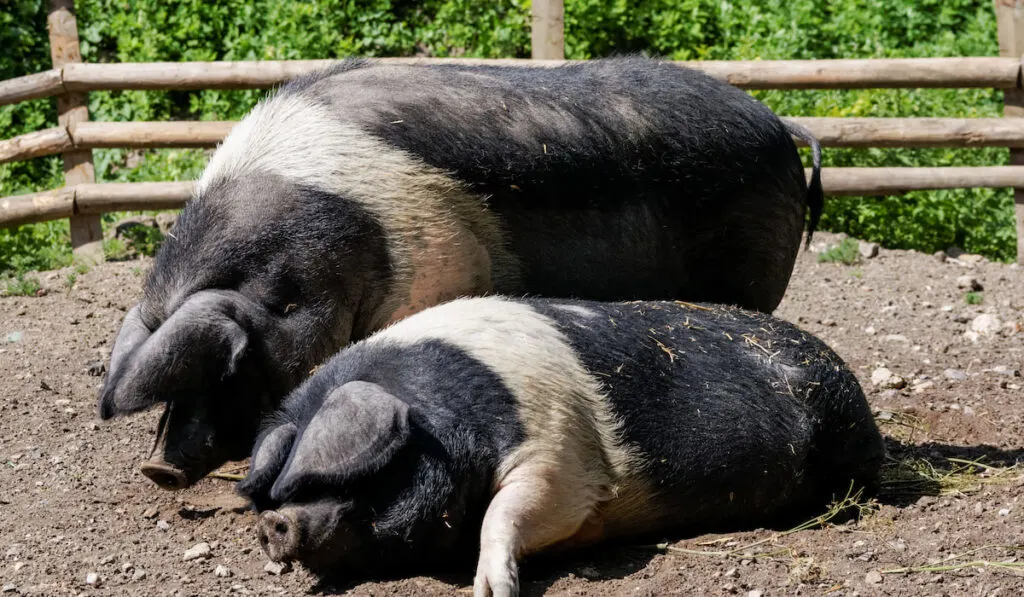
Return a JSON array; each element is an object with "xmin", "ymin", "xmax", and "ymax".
[{"xmin": 2, "ymin": 0, "xmax": 1024, "ymax": 263}]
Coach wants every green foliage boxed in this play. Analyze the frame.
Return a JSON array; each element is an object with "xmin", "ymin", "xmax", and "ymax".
[
  {"xmin": 818, "ymin": 238, "xmax": 862, "ymax": 265},
  {"xmin": 103, "ymin": 237, "xmax": 130, "ymax": 261},
  {"xmin": 0, "ymin": 220, "xmax": 73, "ymax": 274},
  {"xmin": 0, "ymin": 0, "xmax": 1018, "ymax": 274},
  {"xmin": 964, "ymin": 291, "xmax": 984, "ymax": 305},
  {"xmin": 64, "ymin": 271, "xmax": 78, "ymax": 289},
  {"xmin": 118, "ymin": 224, "xmax": 165, "ymax": 257},
  {"xmin": 3, "ymin": 273, "xmax": 41, "ymax": 297}
]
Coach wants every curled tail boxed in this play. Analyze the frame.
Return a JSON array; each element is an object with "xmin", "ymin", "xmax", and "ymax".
[{"xmin": 783, "ymin": 120, "xmax": 824, "ymax": 249}]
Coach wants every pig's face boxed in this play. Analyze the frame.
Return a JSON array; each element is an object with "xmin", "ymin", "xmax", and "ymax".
[
  {"xmin": 98, "ymin": 291, "xmax": 294, "ymax": 488},
  {"xmin": 237, "ymin": 381, "xmax": 485, "ymax": 580},
  {"xmin": 97, "ymin": 174, "xmax": 393, "ymax": 489}
]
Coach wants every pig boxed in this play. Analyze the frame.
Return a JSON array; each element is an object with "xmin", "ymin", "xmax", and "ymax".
[
  {"xmin": 237, "ymin": 297, "xmax": 884, "ymax": 597},
  {"xmin": 97, "ymin": 56, "xmax": 825, "ymax": 490}
]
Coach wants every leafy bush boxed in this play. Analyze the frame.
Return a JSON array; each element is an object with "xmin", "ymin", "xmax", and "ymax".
[
  {"xmin": 0, "ymin": 0, "xmax": 1017, "ymax": 275},
  {"xmin": 102, "ymin": 237, "xmax": 130, "ymax": 261},
  {"xmin": 3, "ymin": 273, "xmax": 42, "ymax": 297},
  {"xmin": 964, "ymin": 291, "xmax": 984, "ymax": 305},
  {"xmin": 818, "ymin": 238, "xmax": 862, "ymax": 265}
]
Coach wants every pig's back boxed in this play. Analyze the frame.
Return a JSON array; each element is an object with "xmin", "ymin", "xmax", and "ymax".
[{"xmin": 526, "ymin": 299, "xmax": 869, "ymax": 535}]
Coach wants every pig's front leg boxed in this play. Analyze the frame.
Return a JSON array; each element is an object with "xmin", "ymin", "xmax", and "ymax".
[{"xmin": 473, "ymin": 466, "xmax": 606, "ymax": 597}]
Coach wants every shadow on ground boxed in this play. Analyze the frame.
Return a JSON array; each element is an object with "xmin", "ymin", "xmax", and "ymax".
[{"xmin": 879, "ymin": 437, "xmax": 1024, "ymax": 506}]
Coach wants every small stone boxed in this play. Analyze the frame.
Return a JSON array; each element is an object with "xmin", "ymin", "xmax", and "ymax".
[
  {"xmin": 999, "ymin": 508, "xmax": 1011, "ymax": 516},
  {"xmin": 911, "ymin": 381, "xmax": 934, "ymax": 393},
  {"xmin": 959, "ymin": 253, "xmax": 984, "ymax": 265},
  {"xmin": 214, "ymin": 564, "xmax": 232, "ymax": 578},
  {"xmin": 724, "ymin": 567, "xmax": 739, "ymax": 578},
  {"xmin": 85, "ymin": 360, "xmax": 106, "ymax": 377},
  {"xmin": 183, "ymin": 542, "xmax": 212, "ymax": 561},
  {"xmin": 1001, "ymin": 321, "xmax": 1021, "ymax": 336},
  {"xmin": 142, "ymin": 508, "xmax": 158, "ymax": 519},
  {"xmin": 943, "ymin": 368, "xmax": 969, "ymax": 382},
  {"xmin": 156, "ymin": 520, "xmax": 170, "ymax": 531},
  {"xmin": 1, "ymin": 584, "xmax": 15, "ymax": 593},
  {"xmin": 933, "ymin": 250, "xmax": 947, "ymax": 262},
  {"xmin": 974, "ymin": 503, "xmax": 985, "ymax": 515},
  {"xmin": 865, "ymin": 570, "xmax": 883, "ymax": 584},
  {"xmin": 941, "ymin": 304, "xmax": 954, "ymax": 312},
  {"xmin": 963, "ymin": 330, "xmax": 981, "ymax": 343},
  {"xmin": 864, "ymin": 326, "xmax": 876, "ymax": 335},
  {"xmin": 879, "ymin": 389, "xmax": 900, "ymax": 401},
  {"xmin": 987, "ymin": 365, "xmax": 1020, "ymax": 377},
  {"xmin": 747, "ymin": 590, "xmax": 764, "ymax": 597},
  {"xmin": 970, "ymin": 314, "xmax": 1002, "ymax": 336},
  {"xmin": 263, "ymin": 561, "xmax": 291, "ymax": 575},
  {"xmin": 131, "ymin": 569, "xmax": 147, "ymax": 582},
  {"xmin": 99, "ymin": 554, "xmax": 116, "ymax": 566},
  {"xmin": 956, "ymin": 275, "xmax": 983, "ymax": 291},
  {"xmin": 871, "ymin": 367, "xmax": 905, "ymax": 389},
  {"xmin": 858, "ymin": 241, "xmax": 880, "ymax": 259},
  {"xmin": 85, "ymin": 572, "xmax": 99, "ymax": 586},
  {"xmin": 884, "ymin": 334, "xmax": 909, "ymax": 343},
  {"xmin": 5, "ymin": 331, "xmax": 23, "ymax": 343},
  {"xmin": 13, "ymin": 562, "xmax": 26, "ymax": 572}
]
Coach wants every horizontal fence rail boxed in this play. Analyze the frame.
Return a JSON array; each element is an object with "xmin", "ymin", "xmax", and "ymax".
[
  {"xmin": 6, "ymin": 168, "xmax": 1024, "ymax": 228},
  {"xmin": 7, "ymin": 118, "xmax": 1024, "ymax": 164},
  {"xmin": 2, "ymin": 54, "xmax": 1024, "ymax": 261},
  {"xmin": 2, "ymin": 56, "xmax": 1022, "ymax": 107}
]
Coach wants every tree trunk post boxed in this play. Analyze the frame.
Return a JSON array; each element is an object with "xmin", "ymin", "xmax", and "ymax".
[
  {"xmin": 996, "ymin": 0, "xmax": 1024, "ymax": 263},
  {"xmin": 531, "ymin": 0, "xmax": 565, "ymax": 60},
  {"xmin": 48, "ymin": 0, "xmax": 104, "ymax": 264}
]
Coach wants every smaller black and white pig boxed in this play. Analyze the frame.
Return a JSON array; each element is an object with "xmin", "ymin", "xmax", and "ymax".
[{"xmin": 237, "ymin": 297, "xmax": 884, "ymax": 597}]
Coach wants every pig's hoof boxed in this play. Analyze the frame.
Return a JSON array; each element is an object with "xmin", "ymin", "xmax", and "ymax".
[
  {"xmin": 473, "ymin": 555, "xmax": 519, "ymax": 597},
  {"xmin": 140, "ymin": 461, "xmax": 189, "ymax": 490}
]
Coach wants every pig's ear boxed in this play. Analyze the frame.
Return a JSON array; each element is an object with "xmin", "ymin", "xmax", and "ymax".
[
  {"xmin": 270, "ymin": 381, "xmax": 410, "ymax": 502},
  {"xmin": 236, "ymin": 421, "xmax": 298, "ymax": 508},
  {"xmin": 105, "ymin": 305, "xmax": 153, "ymax": 385},
  {"xmin": 97, "ymin": 293, "xmax": 250, "ymax": 420}
]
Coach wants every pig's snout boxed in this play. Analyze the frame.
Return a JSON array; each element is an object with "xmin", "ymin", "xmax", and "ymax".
[
  {"xmin": 140, "ymin": 459, "xmax": 191, "ymax": 490},
  {"xmin": 258, "ymin": 510, "xmax": 300, "ymax": 562}
]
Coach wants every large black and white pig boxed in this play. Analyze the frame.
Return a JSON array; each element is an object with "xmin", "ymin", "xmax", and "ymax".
[
  {"xmin": 237, "ymin": 297, "xmax": 883, "ymax": 597},
  {"xmin": 98, "ymin": 56, "xmax": 825, "ymax": 489}
]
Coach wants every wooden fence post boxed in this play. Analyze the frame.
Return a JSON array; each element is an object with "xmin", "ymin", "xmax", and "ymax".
[
  {"xmin": 48, "ymin": 0, "xmax": 103, "ymax": 264},
  {"xmin": 996, "ymin": 0, "xmax": 1024, "ymax": 264},
  {"xmin": 531, "ymin": 0, "xmax": 565, "ymax": 60}
]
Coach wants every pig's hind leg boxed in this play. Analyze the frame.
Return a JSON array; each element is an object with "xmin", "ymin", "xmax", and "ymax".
[{"xmin": 473, "ymin": 464, "xmax": 607, "ymax": 597}]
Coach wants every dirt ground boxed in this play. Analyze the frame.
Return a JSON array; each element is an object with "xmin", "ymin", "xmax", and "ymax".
[{"xmin": 1, "ymin": 230, "xmax": 1022, "ymax": 597}]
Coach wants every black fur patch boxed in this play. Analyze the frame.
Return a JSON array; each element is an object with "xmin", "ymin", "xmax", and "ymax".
[
  {"xmin": 240, "ymin": 338, "xmax": 524, "ymax": 575},
  {"xmin": 529, "ymin": 299, "xmax": 884, "ymax": 534},
  {"xmin": 292, "ymin": 56, "xmax": 811, "ymax": 311}
]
